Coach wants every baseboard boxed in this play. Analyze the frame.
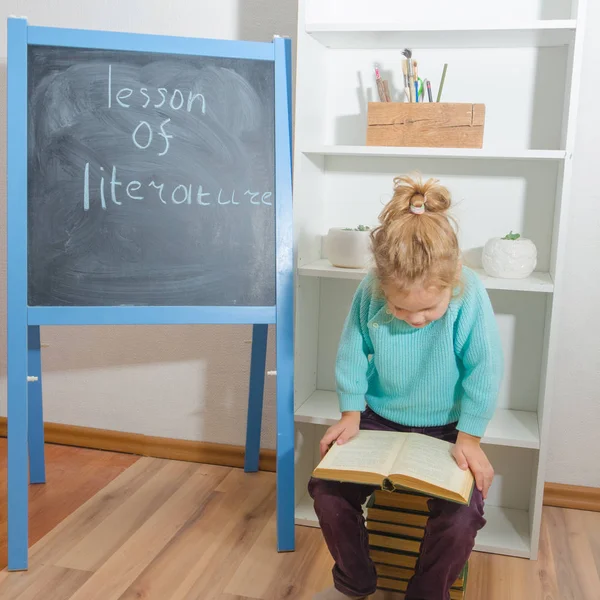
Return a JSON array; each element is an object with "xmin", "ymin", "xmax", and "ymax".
[
  {"xmin": 544, "ymin": 482, "xmax": 600, "ymax": 512},
  {"xmin": 0, "ymin": 417, "xmax": 276, "ymax": 472}
]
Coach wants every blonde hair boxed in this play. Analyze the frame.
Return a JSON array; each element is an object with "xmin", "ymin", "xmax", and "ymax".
[{"xmin": 370, "ymin": 174, "xmax": 460, "ymax": 293}]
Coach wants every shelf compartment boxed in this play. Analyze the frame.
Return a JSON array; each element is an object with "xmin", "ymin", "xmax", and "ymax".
[
  {"xmin": 302, "ymin": 146, "xmax": 567, "ymax": 161},
  {"xmin": 298, "ymin": 259, "xmax": 554, "ymax": 294},
  {"xmin": 474, "ymin": 505, "xmax": 531, "ymax": 558},
  {"xmin": 306, "ymin": 20, "xmax": 576, "ymax": 50},
  {"xmin": 295, "ymin": 390, "xmax": 540, "ymax": 449}
]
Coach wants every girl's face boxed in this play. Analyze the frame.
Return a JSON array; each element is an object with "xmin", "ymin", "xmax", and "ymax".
[{"xmin": 382, "ymin": 283, "xmax": 452, "ymax": 329}]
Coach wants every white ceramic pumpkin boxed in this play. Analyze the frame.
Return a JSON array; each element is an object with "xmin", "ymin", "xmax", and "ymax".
[
  {"xmin": 325, "ymin": 227, "xmax": 372, "ymax": 269},
  {"xmin": 482, "ymin": 233, "xmax": 537, "ymax": 279}
]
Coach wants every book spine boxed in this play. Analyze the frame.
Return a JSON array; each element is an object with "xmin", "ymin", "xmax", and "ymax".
[
  {"xmin": 374, "ymin": 490, "xmax": 432, "ymax": 512},
  {"xmin": 369, "ymin": 548, "xmax": 418, "ymax": 570},
  {"xmin": 366, "ymin": 520, "xmax": 425, "ymax": 540},
  {"xmin": 367, "ymin": 507, "xmax": 431, "ymax": 528},
  {"xmin": 369, "ymin": 533, "xmax": 422, "ymax": 554}
]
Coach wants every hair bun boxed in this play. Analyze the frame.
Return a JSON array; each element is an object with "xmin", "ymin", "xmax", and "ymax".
[
  {"xmin": 422, "ymin": 182, "xmax": 451, "ymax": 214},
  {"xmin": 371, "ymin": 173, "xmax": 460, "ymax": 293},
  {"xmin": 388, "ymin": 175, "xmax": 451, "ymax": 219}
]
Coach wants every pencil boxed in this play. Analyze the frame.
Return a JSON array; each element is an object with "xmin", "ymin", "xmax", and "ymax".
[
  {"xmin": 382, "ymin": 79, "xmax": 392, "ymax": 102},
  {"xmin": 436, "ymin": 63, "xmax": 448, "ymax": 102},
  {"xmin": 374, "ymin": 64, "xmax": 386, "ymax": 102}
]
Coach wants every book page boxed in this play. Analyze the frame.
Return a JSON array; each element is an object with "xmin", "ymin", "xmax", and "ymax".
[
  {"xmin": 316, "ymin": 430, "xmax": 408, "ymax": 477},
  {"xmin": 391, "ymin": 434, "xmax": 472, "ymax": 495}
]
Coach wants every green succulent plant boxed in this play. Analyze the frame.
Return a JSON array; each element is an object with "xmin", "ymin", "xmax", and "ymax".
[{"xmin": 343, "ymin": 225, "xmax": 371, "ymax": 231}]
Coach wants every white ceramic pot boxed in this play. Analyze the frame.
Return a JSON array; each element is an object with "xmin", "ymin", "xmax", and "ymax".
[
  {"xmin": 325, "ymin": 227, "xmax": 372, "ymax": 269},
  {"xmin": 482, "ymin": 237, "xmax": 537, "ymax": 279}
]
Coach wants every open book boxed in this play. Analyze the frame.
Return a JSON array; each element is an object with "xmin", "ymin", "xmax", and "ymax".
[{"xmin": 312, "ymin": 430, "xmax": 474, "ymax": 504}]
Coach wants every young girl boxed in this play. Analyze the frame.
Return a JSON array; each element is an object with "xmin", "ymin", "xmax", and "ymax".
[{"xmin": 310, "ymin": 175, "xmax": 503, "ymax": 600}]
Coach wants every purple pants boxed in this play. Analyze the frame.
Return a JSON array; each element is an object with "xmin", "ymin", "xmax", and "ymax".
[{"xmin": 308, "ymin": 407, "xmax": 486, "ymax": 600}]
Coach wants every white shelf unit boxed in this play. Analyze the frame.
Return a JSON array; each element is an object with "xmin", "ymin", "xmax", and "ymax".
[{"xmin": 292, "ymin": 0, "xmax": 587, "ymax": 560}]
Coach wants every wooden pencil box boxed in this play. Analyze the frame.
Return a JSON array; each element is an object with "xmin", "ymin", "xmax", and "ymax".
[{"xmin": 366, "ymin": 102, "xmax": 485, "ymax": 149}]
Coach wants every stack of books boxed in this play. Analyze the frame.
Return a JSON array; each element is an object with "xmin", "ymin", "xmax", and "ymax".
[{"xmin": 367, "ymin": 490, "xmax": 469, "ymax": 599}]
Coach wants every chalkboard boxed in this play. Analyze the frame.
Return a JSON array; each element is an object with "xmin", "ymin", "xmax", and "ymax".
[{"xmin": 27, "ymin": 46, "xmax": 275, "ymax": 307}]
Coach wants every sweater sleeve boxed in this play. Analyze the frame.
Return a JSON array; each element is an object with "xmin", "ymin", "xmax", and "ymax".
[
  {"xmin": 454, "ymin": 271, "xmax": 504, "ymax": 437},
  {"xmin": 335, "ymin": 277, "xmax": 374, "ymax": 413}
]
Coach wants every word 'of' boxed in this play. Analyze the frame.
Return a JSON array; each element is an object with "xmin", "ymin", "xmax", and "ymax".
[
  {"xmin": 131, "ymin": 118, "xmax": 172, "ymax": 156},
  {"xmin": 83, "ymin": 164, "xmax": 272, "ymax": 211},
  {"xmin": 108, "ymin": 65, "xmax": 206, "ymax": 114}
]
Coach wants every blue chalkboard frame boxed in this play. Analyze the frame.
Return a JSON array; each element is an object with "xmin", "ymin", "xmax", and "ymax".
[{"xmin": 7, "ymin": 17, "xmax": 295, "ymax": 570}]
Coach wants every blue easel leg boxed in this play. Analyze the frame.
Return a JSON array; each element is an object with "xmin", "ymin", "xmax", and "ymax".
[
  {"xmin": 27, "ymin": 326, "xmax": 46, "ymax": 484},
  {"xmin": 244, "ymin": 324, "xmax": 268, "ymax": 473},
  {"xmin": 275, "ymin": 365, "xmax": 295, "ymax": 552},
  {"xmin": 274, "ymin": 36, "xmax": 295, "ymax": 552},
  {"xmin": 7, "ymin": 328, "xmax": 29, "ymax": 571},
  {"xmin": 7, "ymin": 16, "xmax": 31, "ymax": 570}
]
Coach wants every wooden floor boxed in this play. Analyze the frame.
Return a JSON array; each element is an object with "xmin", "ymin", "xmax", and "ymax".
[
  {"xmin": 0, "ymin": 439, "xmax": 138, "ymax": 571},
  {"xmin": 0, "ymin": 444, "xmax": 599, "ymax": 600}
]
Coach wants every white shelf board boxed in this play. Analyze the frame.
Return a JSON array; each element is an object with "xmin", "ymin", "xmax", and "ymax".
[
  {"xmin": 484, "ymin": 409, "xmax": 540, "ymax": 449},
  {"xmin": 295, "ymin": 390, "xmax": 540, "ymax": 449},
  {"xmin": 306, "ymin": 20, "xmax": 576, "ymax": 49},
  {"xmin": 302, "ymin": 146, "xmax": 567, "ymax": 161},
  {"xmin": 295, "ymin": 493, "xmax": 531, "ymax": 558},
  {"xmin": 298, "ymin": 260, "xmax": 367, "ymax": 281},
  {"xmin": 475, "ymin": 505, "xmax": 531, "ymax": 558},
  {"xmin": 298, "ymin": 259, "xmax": 554, "ymax": 294},
  {"xmin": 295, "ymin": 390, "xmax": 341, "ymax": 426},
  {"xmin": 471, "ymin": 269, "xmax": 554, "ymax": 293}
]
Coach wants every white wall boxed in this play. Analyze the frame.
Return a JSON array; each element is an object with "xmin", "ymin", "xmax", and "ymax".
[{"xmin": 0, "ymin": 0, "xmax": 598, "ymax": 486}]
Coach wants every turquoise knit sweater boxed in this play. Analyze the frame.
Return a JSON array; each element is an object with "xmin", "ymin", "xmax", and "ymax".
[{"xmin": 336, "ymin": 267, "xmax": 503, "ymax": 437}]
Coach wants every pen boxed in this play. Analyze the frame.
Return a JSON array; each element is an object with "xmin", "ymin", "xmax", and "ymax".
[
  {"xmin": 413, "ymin": 59, "xmax": 419, "ymax": 102},
  {"xmin": 426, "ymin": 79, "xmax": 433, "ymax": 102}
]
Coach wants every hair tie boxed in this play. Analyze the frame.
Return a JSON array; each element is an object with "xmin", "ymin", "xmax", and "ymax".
[{"xmin": 410, "ymin": 194, "xmax": 426, "ymax": 214}]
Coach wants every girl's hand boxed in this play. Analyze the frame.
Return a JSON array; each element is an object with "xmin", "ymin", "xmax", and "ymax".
[
  {"xmin": 319, "ymin": 412, "xmax": 361, "ymax": 458},
  {"xmin": 452, "ymin": 431, "xmax": 494, "ymax": 499}
]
